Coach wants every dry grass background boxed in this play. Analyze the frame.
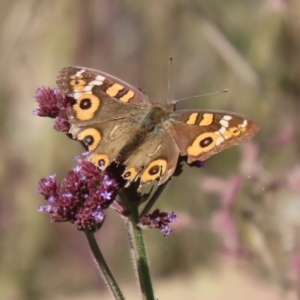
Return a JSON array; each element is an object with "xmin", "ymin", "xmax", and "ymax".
[{"xmin": 1, "ymin": 0, "xmax": 300, "ymax": 299}]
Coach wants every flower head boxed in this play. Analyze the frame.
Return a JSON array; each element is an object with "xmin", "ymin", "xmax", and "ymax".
[
  {"xmin": 33, "ymin": 87, "xmax": 73, "ymax": 132},
  {"xmin": 37, "ymin": 160, "xmax": 119, "ymax": 231},
  {"xmin": 139, "ymin": 209, "xmax": 177, "ymax": 236}
]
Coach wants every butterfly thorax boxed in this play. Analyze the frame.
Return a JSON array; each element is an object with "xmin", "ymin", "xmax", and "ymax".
[
  {"xmin": 143, "ymin": 105, "xmax": 167, "ymax": 130},
  {"xmin": 116, "ymin": 106, "xmax": 167, "ymax": 163}
]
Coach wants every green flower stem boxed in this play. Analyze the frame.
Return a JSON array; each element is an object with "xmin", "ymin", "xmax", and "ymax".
[
  {"xmin": 84, "ymin": 230, "xmax": 125, "ymax": 300},
  {"xmin": 126, "ymin": 208, "xmax": 155, "ymax": 300}
]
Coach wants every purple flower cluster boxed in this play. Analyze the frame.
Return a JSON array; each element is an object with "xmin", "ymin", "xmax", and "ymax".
[
  {"xmin": 33, "ymin": 87, "xmax": 73, "ymax": 132},
  {"xmin": 37, "ymin": 160, "xmax": 119, "ymax": 231},
  {"xmin": 139, "ymin": 209, "xmax": 176, "ymax": 236}
]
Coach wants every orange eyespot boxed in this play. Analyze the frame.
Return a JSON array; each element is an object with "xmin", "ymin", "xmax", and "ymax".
[
  {"xmin": 141, "ymin": 159, "xmax": 167, "ymax": 183},
  {"xmin": 77, "ymin": 128, "xmax": 101, "ymax": 151},
  {"xmin": 187, "ymin": 132, "xmax": 219, "ymax": 157},
  {"xmin": 70, "ymin": 79, "xmax": 86, "ymax": 91},
  {"xmin": 228, "ymin": 127, "xmax": 240, "ymax": 136},
  {"xmin": 73, "ymin": 94, "xmax": 101, "ymax": 120},
  {"xmin": 122, "ymin": 167, "xmax": 139, "ymax": 181},
  {"xmin": 90, "ymin": 154, "xmax": 110, "ymax": 169}
]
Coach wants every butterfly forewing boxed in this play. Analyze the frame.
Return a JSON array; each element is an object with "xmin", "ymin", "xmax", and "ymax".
[
  {"xmin": 168, "ymin": 109, "xmax": 259, "ymax": 163},
  {"xmin": 56, "ymin": 66, "xmax": 150, "ymax": 105}
]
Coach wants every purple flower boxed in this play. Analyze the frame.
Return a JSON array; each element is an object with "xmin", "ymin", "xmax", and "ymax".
[
  {"xmin": 139, "ymin": 209, "xmax": 177, "ymax": 236},
  {"xmin": 167, "ymin": 212, "xmax": 177, "ymax": 222},
  {"xmin": 92, "ymin": 208, "xmax": 105, "ymax": 222},
  {"xmin": 161, "ymin": 226, "xmax": 172, "ymax": 236},
  {"xmin": 101, "ymin": 190, "xmax": 112, "ymax": 200},
  {"xmin": 33, "ymin": 87, "xmax": 73, "ymax": 132},
  {"xmin": 37, "ymin": 160, "xmax": 119, "ymax": 231}
]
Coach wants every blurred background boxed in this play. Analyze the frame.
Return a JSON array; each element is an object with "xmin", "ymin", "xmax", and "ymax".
[{"xmin": 1, "ymin": 0, "xmax": 300, "ymax": 299}]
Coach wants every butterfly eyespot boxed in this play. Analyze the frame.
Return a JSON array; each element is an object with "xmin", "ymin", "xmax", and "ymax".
[
  {"xmin": 84, "ymin": 135, "xmax": 94, "ymax": 146},
  {"xmin": 77, "ymin": 128, "xmax": 102, "ymax": 151},
  {"xmin": 187, "ymin": 132, "xmax": 220, "ymax": 157},
  {"xmin": 122, "ymin": 168, "xmax": 139, "ymax": 181},
  {"xmin": 98, "ymin": 159, "xmax": 106, "ymax": 167},
  {"xmin": 229, "ymin": 127, "xmax": 240, "ymax": 136},
  {"xmin": 148, "ymin": 165, "xmax": 160, "ymax": 175},
  {"xmin": 77, "ymin": 79, "xmax": 85, "ymax": 85},
  {"xmin": 199, "ymin": 137, "xmax": 213, "ymax": 148},
  {"xmin": 73, "ymin": 94, "xmax": 101, "ymax": 120},
  {"xmin": 141, "ymin": 159, "xmax": 167, "ymax": 183},
  {"xmin": 90, "ymin": 154, "xmax": 110, "ymax": 170},
  {"xmin": 79, "ymin": 98, "xmax": 92, "ymax": 110},
  {"xmin": 70, "ymin": 79, "xmax": 86, "ymax": 90},
  {"xmin": 123, "ymin": 171, "xmax": 132, "ymax": 178}
]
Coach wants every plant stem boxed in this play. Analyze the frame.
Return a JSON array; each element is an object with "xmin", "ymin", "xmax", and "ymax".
[
  {"xmin": 84, "ymin": 231, "xmax": 125, "ymax": 300},
  {"xmin": 126, "ymin": 208, "xmax": 155, "ymax": 300}
]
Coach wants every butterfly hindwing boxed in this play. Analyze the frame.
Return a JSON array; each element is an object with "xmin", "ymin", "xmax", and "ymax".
[{"xmin": 122, "ymin": 129, "xmax": 180, "ymax": 186}]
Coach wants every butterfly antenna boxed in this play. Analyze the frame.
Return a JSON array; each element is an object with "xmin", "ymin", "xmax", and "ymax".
[
  {"xmin": 167, "ymin": 56, "xmax": 173, "ymax": 102},
  {"xmin": 175, "ymin": 89, "xmax": 228, "ymax": 103}
]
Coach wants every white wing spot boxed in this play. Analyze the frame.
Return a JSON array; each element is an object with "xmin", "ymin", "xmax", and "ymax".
[
  {"xmin": 95, "ymin": 75, "xmax": 105, "ymax": 83},
  {"xmin": 84, "ymin": 85, "xmax": 93, "ymax": 92},
  {"xmin": 73, "ymin": 92, "xmax": 81, "ymax": 99},
  {"xmin": 75, "ymin": 69, "xmax": 85, "ymax": 77},
  {"xmin": 240, "ymin": 120, "xmax": 248, "ymax": 128},
  {"xmin": 89, "ymin": 79, "xmax": 104, "ymax": 86},
  {"xmin": 219, "ymin": 127, "xmax": 226, "ymax": 134},
  {"xmin": 220, "ymin": 119, "xmax": 229, "ymax": 128},
  {"xmin": 223, "ymin": 115, "xmax": 232, "ymax": 121}
]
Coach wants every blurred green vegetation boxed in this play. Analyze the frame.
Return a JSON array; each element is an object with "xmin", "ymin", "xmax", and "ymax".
[{"xmin": 1, "ymin": 0, "xmax": 300, "ymax": 299}]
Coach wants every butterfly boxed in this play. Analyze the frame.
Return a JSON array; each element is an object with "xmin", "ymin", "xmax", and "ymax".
[{"xmin": 56, "ymin": 67, "xmax": 259, "ymax": 189}]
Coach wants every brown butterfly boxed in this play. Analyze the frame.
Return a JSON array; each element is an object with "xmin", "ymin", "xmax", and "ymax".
[{"xmin": 56, "ymin": 67, "xmax": 259, "ymax": 189}]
